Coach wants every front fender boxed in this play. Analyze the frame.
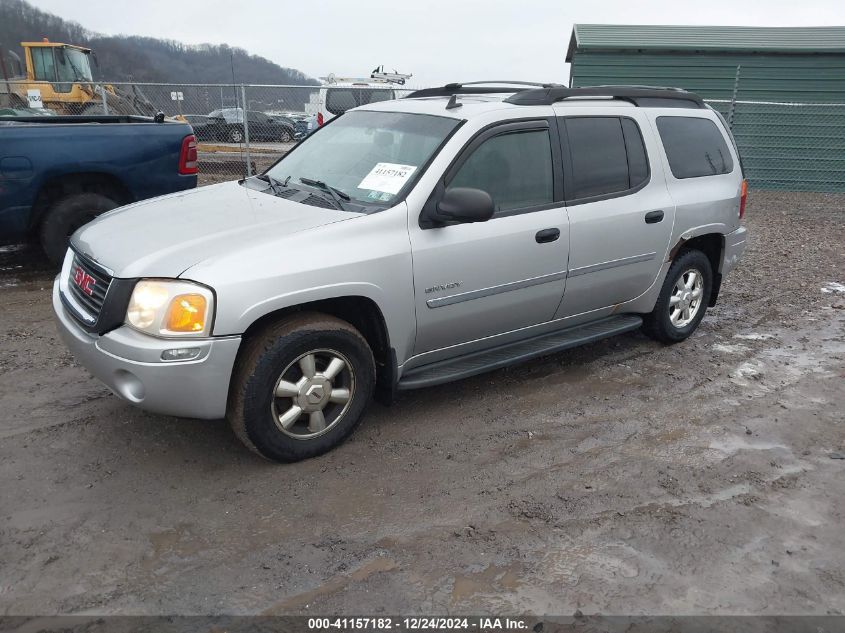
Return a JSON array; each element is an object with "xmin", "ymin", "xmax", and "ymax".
[{"xmin": 190, "ymin": 204, "xmax": 417, "ymax": 363}]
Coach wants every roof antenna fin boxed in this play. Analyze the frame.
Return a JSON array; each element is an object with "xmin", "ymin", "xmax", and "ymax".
[{"xmin": 445, "ymin": 94, "xmax": 462, "ymax": 110}]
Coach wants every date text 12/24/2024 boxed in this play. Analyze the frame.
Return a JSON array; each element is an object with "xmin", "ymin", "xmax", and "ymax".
[{"xmin": 307, "ymin": 617, "xmax": 532, "ymax": 630}]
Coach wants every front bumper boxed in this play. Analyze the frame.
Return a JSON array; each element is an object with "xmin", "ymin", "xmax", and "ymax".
[
  {"xmin": 722, "ymin": 226, "xmax": 748, "ymax": 275},
  {"xmin": 53, "ymin": 278, "xmax": 241, "ymax": 419}
]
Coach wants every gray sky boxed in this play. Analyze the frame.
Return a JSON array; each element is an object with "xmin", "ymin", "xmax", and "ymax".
[{"xmin": 29, "ymin": 0, "xmax": 845, "ymax": 86}]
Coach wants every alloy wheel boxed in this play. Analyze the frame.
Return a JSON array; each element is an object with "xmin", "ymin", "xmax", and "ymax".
[
  {"xmin": 669, "ymin": 268, "xmax": 704, "ymax": 328},
  {"xmin": 271, "ymin": 349, "xmax": 355, "ymax": 439}
]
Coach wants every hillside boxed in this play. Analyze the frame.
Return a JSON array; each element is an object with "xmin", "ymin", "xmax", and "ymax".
[{"xmin": 0, "ymin": 0, "xmax": 317, "ymax": 85}]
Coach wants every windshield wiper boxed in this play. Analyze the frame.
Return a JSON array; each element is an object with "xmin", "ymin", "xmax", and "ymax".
[
  {"xmin": 299, "ymin": 177, "xmax": 351, "ymax": 210},
  {"xmin": 255, "ymin": 173, "xmax": 288, "ymax": 196}
]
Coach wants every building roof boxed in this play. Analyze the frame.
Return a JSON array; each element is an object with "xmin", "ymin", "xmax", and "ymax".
[{"xmin": 566, "ymin": 24, "xmax": 845, "ymax": 61}]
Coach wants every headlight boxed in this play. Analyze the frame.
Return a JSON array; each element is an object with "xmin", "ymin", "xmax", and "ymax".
[{"xmin": 126, "ymin": 280, "xmax": 214, "ymax": 337}]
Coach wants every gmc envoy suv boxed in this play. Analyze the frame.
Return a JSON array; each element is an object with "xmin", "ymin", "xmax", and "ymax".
[{"xmin": 53, "ymin": 82, "xmax": 748, "ymax": 462}]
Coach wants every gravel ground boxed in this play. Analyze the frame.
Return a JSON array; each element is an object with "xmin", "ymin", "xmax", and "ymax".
[{"xmin": 0, "ymin": 190, "xmax": 844, "ymax": 616}]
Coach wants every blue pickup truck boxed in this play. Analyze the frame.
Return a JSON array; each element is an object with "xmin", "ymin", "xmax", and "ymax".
[{"xmin": 0, "ymin": 115, "xmax": 198, "ymax": 263}]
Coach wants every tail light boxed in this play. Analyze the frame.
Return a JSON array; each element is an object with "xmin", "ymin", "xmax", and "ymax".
[
  {"xmin": 178, "ymin": 134, "xmax": 198, "ymax": 175},
  {"xmin": 739, "ymin": 179, "xmax": 748, "ymax": 219},
  {"xmin": 317, "ymin": 112, "xmax": 324, "ymax": 127}
]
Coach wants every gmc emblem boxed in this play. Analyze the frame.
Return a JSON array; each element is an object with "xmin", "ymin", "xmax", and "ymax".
[{"xmin": 72, "ymin": 265, "xmax": 96, "ymax": 296}]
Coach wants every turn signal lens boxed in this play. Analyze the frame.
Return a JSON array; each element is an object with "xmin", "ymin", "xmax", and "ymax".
[
  {"xmin": 165, "ymin": 294, "xmax": 207, "ymax": 333},
  {"xmin": 739, "ymin": 179, "xmax": 748, "ymax": 219}
]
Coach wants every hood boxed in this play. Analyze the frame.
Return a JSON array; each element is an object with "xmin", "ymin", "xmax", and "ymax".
[{"xmin": 71, "ymin": 181, "xmax": 359, "ymax": 278}]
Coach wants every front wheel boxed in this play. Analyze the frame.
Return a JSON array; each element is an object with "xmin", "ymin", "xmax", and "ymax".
[
  {"xmin": 643, "ymin": 249, "xmax": 713, "ymax": 343},
  {"xmin": 228, "ymin": 313, "xmax": 375, "ymax": 462}
]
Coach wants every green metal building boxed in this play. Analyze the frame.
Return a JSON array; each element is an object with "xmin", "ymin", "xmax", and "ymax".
[{"xmin": 567, "ymin": 25, "xmax": 845, "ymax": 191}]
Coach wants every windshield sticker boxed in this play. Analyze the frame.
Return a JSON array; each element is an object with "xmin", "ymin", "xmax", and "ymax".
[{"xmin": 358, "ymin": 163, "xmax": 417, "ymax": 195}]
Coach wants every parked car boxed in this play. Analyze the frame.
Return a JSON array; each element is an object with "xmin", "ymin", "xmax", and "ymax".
[
  {"xmin": 285, "ymin": 112, "xmax": 317, "ymax": 140},
  {"xmin": 207, "ymin": 108, "xmax": 296, "ymax": 143},
  {"xmin": 53, "ymin": 83, "xmax": 748, "ymax": 463},
  {"xmin": 1, "ymin": 114, "xmax": 197, "ymax": 264},
  {"xmin": 182, "ymin": 114, "xmax": 223, "ymax": 141}
]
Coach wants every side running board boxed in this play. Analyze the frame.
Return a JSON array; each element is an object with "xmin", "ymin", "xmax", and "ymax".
[{"xmin": 397, "ymin": 315, "xmax": 643, "ymax": 390}]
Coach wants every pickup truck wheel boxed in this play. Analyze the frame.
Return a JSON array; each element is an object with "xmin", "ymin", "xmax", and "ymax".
[
  {"xmin": 228, "ymin": 313, "xmax": 375, "ymax": 462},
  {"xmin": 643, "ymin": 249, "xmax": 712, "ymax": 344},
  {"xmin": 39, "ymin": 193, "xmax": 119, "ymax": 265},
  {"xmin": 229, "ymin": 127, "xmax": 244, "ymax": 143}
]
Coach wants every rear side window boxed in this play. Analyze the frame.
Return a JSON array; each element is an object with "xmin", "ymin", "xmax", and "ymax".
[
  {"xmin": 563, "ymin": 117, "xmax": 650, "ymax": 200},
  {"xmin": 657, "ymin": 116, "xmax": 734, "ymax": 179},
  {"xmin": 325, "ymin": 88, "xmax": 394, "ymax": 115},
  {"xmin": 326, "ymin": 89, "xmax": 358, "ymax": 115},
  {"xmin": 449, "ymin": 130, "xmax": 553, "ymax": 214}
]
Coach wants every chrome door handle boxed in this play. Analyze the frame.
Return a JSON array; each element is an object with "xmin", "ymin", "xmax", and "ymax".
[{"xmin": 535, "ymin": 228, "xmax": 560, "ymax": 243}]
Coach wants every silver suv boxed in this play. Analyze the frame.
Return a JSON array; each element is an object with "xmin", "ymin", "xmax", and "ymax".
[{"xmin": 54, "ymin": 82, "xmax": 748, "ymax": 462}]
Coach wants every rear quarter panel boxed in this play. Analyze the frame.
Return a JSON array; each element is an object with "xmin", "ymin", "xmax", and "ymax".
[
  {"xmin": 643, "ymin": 109, "xmax": 743, "ymax": 248},
  {"xmin": 0, "ymin": 121, "xmax": 196, "ymax": 240}
]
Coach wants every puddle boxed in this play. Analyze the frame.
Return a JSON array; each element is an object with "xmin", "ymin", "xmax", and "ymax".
[
  {"xmin": 733, "ymin": 333, "xmax": 776, "ymax": 341},
  {"xmin": 451, "ymin": 562, "xmax": 525, "ymax": 604},
  {"xmin": 142, "ymin": 524, "xmax": 207, "ymax": 575},
  {"xmin": 709, "ymin": 435, "xmax": 789, "ymax": 455},
  {"xmin": 820, "ymin": 281, "xmax": 845, "ymax": 294},
  {"xmin": 263, "ymin": 556, "xmax": 398, "ymax": 612},
  {"xmin": 713, "ymin": 343, "xmax": 749, "ymax": 354}
]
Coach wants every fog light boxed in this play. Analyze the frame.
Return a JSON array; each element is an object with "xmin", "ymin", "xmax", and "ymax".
[{"xmin": 161, "ymin": 347, "xmax": 201, "ymax": 362}]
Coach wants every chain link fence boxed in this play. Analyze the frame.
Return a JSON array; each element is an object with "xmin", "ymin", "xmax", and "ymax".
[
  {"xmin": 708, "ymin": 99, "xmax": 845, "ymax": 192},
  {"xmin": 2, "ymin": 80, "xmax": 843, "ymax": 191}
]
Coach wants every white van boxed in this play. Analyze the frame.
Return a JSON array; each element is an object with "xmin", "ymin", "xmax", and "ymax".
[{"xmin": 313, "ymin": 72, "xmax": 411, "ymax": 127}]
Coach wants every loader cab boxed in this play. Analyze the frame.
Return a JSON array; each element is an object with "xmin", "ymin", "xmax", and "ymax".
[{"xmin": 23, "ymin": 40, "xmax": 94, "ymax": 92}]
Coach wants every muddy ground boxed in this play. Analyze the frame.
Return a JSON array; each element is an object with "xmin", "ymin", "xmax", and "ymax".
[{"xmin": 1, "ymin": 191, "xmax": 844, "ymax": 616}]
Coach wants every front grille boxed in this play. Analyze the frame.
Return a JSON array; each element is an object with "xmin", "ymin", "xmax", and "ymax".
[{"xmin": 67, "ymin": 254, "xmax": 112, "ymax": 323}]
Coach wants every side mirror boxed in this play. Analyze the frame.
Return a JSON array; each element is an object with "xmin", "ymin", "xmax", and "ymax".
[{"xmin": 434, "ymin": 187, "xmax": 494, "ymax": 224}]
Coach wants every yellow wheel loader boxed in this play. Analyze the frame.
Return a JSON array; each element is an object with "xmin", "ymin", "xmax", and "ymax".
[{"xmin": 0, "ymin": 39, "xmax": 155, "ymax": 116}]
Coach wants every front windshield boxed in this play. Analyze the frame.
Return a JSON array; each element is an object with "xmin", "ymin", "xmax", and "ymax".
[
  {"xmin": 267, "ymin": 110, "xmax": 459, "ymax": 208},
  {"xmin": 55, "ymin": 47, "xmax": 93, "ymax": 82}
]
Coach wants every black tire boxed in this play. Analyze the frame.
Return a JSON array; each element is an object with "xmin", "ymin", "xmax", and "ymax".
[
  {"xmin": 643, "ymin": 249, "xmax": 713, "ymax": 344},
  {"xmin": 39, "ymin": 192, "xmax": 119, "ymax": 265},
  {"xmin": 228, "ymin": 312, "xmax": 376, "ymax": 462},
  {"xmin": 279, "ymin": 127, "xmax": 293, "ymax": 143}
]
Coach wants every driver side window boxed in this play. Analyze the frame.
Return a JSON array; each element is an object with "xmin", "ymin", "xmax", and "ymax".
[{"xmin": 449, "ymin": 129, "xmax": 553, "ymax": 214}]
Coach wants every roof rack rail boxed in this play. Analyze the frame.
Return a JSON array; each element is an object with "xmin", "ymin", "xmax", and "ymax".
[
  {"xmin": 406, "ymin": 81, "xmax": 560, "ymax": 99},
  {"xmin": 504, "ymin": 85, "xmax": 705, "ymax": 108}
]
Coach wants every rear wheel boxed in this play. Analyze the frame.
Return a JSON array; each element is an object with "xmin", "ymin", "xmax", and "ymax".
[
  {"xmin": 228, "ymin": 313, "xmax": 375, "ymax": 462},
  {"xmin": 39, "ymin": 192, "xmax": 119, "ymax": 265},
  {"xmin": 229, "ymin": 126, "xmax": 244, "ymax": 143},
  {"xmin": 643, "ymin": 249, "xmax": 713, "ymax": 343}
]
